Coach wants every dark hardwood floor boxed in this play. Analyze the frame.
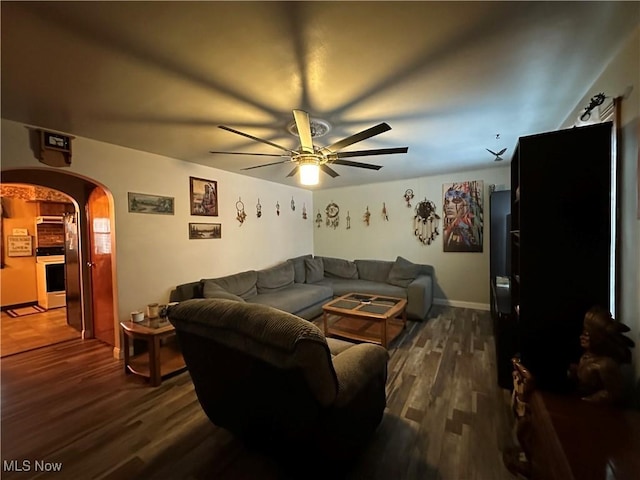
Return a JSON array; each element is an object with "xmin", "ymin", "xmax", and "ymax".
[{"xmin": 0, "ymin": 305, "xmax": 518, "ymax": 479}]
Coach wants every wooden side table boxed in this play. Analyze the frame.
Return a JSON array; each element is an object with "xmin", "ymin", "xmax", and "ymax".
[{"xmin": 120, "ymin": 318, "xmax": 186, "ymax": 386}]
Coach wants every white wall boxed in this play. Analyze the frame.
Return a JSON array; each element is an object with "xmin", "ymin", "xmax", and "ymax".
[
  {"xmin": 560, "ymin": 26, "xmax": 640, "ymax": 400},
  {"xmin": 312, "ymin": 166, "xmax": 510, "ymax": 309},
  {"xmin": 1, "ymin": 119, "xmax": 314, "ymax": 348}
]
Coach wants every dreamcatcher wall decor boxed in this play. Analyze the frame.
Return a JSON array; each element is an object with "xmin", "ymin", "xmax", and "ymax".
[
  {"xmin": 363, "ymin": 206, "xmax": 371, "ymax": 226},
  {"xmin": 302, "ymin": 203, "xmax": 307, "ymax": 220},
  {"xmin": 256, "ymin": 198, "xmax": 262, "ymax": 218},
  {"xmin": 315, "ymin": 210, "xmax": 323, "ymax": 228},
  {"xmin": 404, "ymin": 189, "xmax": 414, "ymax": 207},
  {"xmin": 414, "ymin": 198, "xmax": 440, "ymax": 245},
  {"xmin": 236, "ymin": 198, "xmax": 247, "ymax": 226},
  {"xmin": 325, "ymin": 201, "xmax": 340, "ymax": 229}
]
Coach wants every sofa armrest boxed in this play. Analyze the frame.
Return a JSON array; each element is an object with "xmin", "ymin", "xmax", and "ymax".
[
  {"xmin": 332, "ymin": 343, "xmax": 388, "ymax": 407},
  {"xmin": 406, "ymin": 274, "xmax": 433, "ymax": 320}
]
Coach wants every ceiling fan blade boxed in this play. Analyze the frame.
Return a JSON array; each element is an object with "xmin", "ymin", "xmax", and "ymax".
[
  {"xmin": 286, "ymin": 166, "xmax": 299, "ymax": 178},
  {"xmin": 292, "ymin": 110, "xmax": 314, "ymax": 153},
  {"xmin": 498, "ymin": 148, "xmax": 508, "ymax": 156},
  {"xmin": 332, "ymin": 147, "xmax": 408, "ymax": 159},
  {"xmin": 241, "ymin": 160, "xmax": 292, "ymax": 171},
  {"xmin": 219, "ymin": 125, "xmax": 296, "ymax": 154},
  {"xmin": 322, "ymin": 123, "xmax": 391, "ymax": 153},
  {"xmin": 486, "ymin": 148, "xmax": 498, "ymax": 156},
  {"xmin": 320, "ymin": 164, "xmax": 340, "ymax": 178},
  {"xmin": 330, "ymin": 159, "xmax": 383, "ymax": 171},
  {"xmin": 210, "ymin": 151, "xmax": 285, "ymax": 157}
]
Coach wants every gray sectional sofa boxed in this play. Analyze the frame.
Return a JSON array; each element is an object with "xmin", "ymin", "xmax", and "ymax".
[{"xmin": 170, "ymin": 255, "xmax": 434, "ymax": 321}]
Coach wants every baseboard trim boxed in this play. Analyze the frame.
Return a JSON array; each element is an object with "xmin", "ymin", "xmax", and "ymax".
[
  {"xmin": 112, "ymin": 346, "xmax": 122, "ymax": 360},
  {"xmin": 1, "ymin": 301, "xmax": 38, "ymax": 311},
  {"xmin": 433, "ymin": 298, "xmax": 490, "ymax": 311}
]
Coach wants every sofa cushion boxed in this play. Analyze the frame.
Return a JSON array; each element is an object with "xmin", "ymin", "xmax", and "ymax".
[
  {"xmin": 206, "ymin": 270, "xmax": 258, "ymax": 300},
  {"xmin": 305, "ymin": 257, "xmax": 324, "ymax": 283},
  {"xmin": 355, "ymin": 259, "xmax": 394, "ymax": 283},
  {"xmin": 387, "ymin": 256, "xmax": 421, "ymax": 288},
  {"xmin": 202, "ymin": 280, "xmax": 246, "ymax": 302},
  {"xmin": 320, "ymin": 256, "xmax": 359, "ymax": 279},
  {"xmin": 249, "ymin": 283, "xmax": 333, "ymax": 316},
  {"xmin": 327, "ymin": 278, "xmax": 407, "ymax": 298},
  {"xmin": 287, "ymin": 254, "xmax": 313, "ymax": 283},
  {"xmin": 257, "ymin": 262, "xmax": 295, "ymax": 294}
]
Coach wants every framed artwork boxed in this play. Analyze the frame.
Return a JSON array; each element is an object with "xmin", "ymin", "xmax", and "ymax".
[
  {"xmin": 7, "ymin": 235, "xmax": 33, "ymax": 257},
  {"xmin": 127, "ymin": 192, "xmax": 174, "ymax": 215},
  {"xmin": 189, "ymin": 222, "xmax": 222, "ymax": 239},
  {"xmin": 442, "ymin": 180, "xmax": 484, "ymax": 252},
  {"xmin": 190, "ymin": 177, "xmax": 218, "ymax": 216}
]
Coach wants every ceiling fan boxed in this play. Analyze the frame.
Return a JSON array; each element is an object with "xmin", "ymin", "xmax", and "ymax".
[
  {"xmin": 210, "ymin": 110, "xmax": 408, "ymax": 185},
  {"xmin": 486, "ymin": 147, "xmax": 507, "ymax": 162}
]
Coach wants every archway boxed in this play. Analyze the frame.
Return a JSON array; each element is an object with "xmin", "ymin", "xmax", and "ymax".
[{"xmin": 1, "ymin": 168, "xmax": 118, "ymax": 350}]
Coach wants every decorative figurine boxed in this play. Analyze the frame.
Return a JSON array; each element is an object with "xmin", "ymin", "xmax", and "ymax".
[
  {"xmin": 382, "ymin": 202, "xmax": 389, "ymax": 221},
  {"xmin": 291, "ymin": 197, "xmax": 295, "ymax": 211},
  {"xmin": 568, "ymin": 305, "xmax": 635, "ymax": 405},
  {"xmin": 404, "ymin": 189, "xmax": 414, "ymax": 207},
  {"xmin": 315, "ymin": 210, "xmax": 323, "ymax": 228},
  {"xmin": 276, "ymin": 201, "xmax": 280, "ymax": 216},
  {"xmin": 325, "ymin": 201, "xmax": 339, "ymax": 229},
  {"xmin": 363, "ymin": 206, "xmax": 371, "ymax": 226},
  {"xmin": 256, "ymin": 198, "xmax": 262, "ymax": 218},
  {"xmin": 302, "ymin": 203, "xmax": 307, "ymax": 220},
  {"xmin": 236, "ymin": 198, "xmax": 247, "ymax": 226}
]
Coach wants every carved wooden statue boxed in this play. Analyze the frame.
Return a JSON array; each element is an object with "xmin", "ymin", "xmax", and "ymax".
[{"xmin": 568, "ymin": 305, "xmax": 635, "ymax": 405}]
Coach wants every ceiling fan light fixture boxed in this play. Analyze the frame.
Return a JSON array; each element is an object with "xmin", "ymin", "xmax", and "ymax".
[{"xmin": 299, "ymin": 159, "xmax": 320, "ymax": 186}]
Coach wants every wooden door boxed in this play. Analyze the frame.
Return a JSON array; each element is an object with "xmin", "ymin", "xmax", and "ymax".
[{"xmin": 87, "ymin": 188, "xmax": 115, "ymax": 346}]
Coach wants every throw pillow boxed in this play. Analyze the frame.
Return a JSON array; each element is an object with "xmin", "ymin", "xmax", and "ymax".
[
  {"xmin": 287, "ymin": 254, "xmax": 313, "ymax": 283},
  {"xmin": 201, "ymin": 280, "xmax": 246, "ymax": 302},
  {"xmin": 304, "ymin": 257, "xmax": 324, "ymax": 283},
  {"xmin": 320, "ymin": 256, "xmax": 359, "ymax": 279},
  {"xmin": 387, "ymin": 256, "xmax": 421, "ymax": 288},
  {"xmin": 257, "ymin": 262, "xmax": 295, "ymax": 294}
]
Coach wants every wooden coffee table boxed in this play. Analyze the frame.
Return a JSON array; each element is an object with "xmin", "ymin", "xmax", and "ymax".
[
  {"xmin": 120, "ymin": 318, "xmax": 186, "ymax": 386},
  {"xmin": 322, "ymin": 293, "xmax": 407, "ymax": 348}
]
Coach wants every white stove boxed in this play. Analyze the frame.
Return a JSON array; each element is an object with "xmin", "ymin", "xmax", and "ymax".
[{"xmin": 35, "ymin": 252, "xmax": 66, "ymax": 310}]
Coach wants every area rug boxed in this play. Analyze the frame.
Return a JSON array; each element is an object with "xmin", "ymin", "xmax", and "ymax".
[{"xmin": 5, "ymin": 305, "xmax": 46, "ymax": 318}]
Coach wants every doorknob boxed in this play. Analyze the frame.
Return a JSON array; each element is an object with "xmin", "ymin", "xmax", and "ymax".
[{"xmin": 87, "ymin": 262, "xmax": 95, "ymax": 268}]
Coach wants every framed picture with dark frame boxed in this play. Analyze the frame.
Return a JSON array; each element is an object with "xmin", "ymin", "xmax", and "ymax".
[
  {"xmin": 189, "ymin": 177, "xmax": 218, "ymax": 216},
  {"xmin": 189, "ymin": 222, "xmax": 221, "ymax": 239},
  {"xmin": 127, "ymin": 192, "xmax": 175, "ymax": 215}
]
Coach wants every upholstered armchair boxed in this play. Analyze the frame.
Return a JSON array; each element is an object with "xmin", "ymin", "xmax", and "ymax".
[{"xmin": 168, "ymin": 298, "xmax": 389, "ymax": 464}]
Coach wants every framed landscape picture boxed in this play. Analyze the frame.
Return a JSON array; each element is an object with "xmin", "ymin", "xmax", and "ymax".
[
  {"xmin": 128, "ymin": 192, "xmax": 174, "ymax": 215},
  {"xmin": 190, "ymin": 177, "xmax": 218, "ymax": 216},
  {"xmin": 189, "ymin": 222, "xmax": 221, "ymax": 239}
]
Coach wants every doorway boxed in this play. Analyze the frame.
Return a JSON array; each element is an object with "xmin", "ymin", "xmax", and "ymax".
[{"xmin": 1, "ymin": 169, "xmax": 118, "ymax": 355}]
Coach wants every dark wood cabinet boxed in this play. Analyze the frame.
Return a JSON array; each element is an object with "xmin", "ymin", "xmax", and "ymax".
[{"xmin": 510, "ymin": 122, "xmax": 613, "ymax": 392}]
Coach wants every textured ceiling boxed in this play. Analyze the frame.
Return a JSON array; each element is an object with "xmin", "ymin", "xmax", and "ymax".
[{"xmin": 1, "ymin": 1, "xmax": 638, "ymax": 189}]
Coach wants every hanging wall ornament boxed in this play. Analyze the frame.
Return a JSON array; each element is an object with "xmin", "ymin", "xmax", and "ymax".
[
  {"xmin": 404, "ymin": 189, "xmax": 414, "ymax": 207},
  {"xmin": 276, "ymin": 201, "xmax": 280, "ymax": 216},
  {"xmin": 315, "ymin": 210, "xmax": 323, "ymax": 228},
  {"xmin": 291, "ymin": 197, "xmax": 296, "ymax": 211},
  {"xmin": 236, "ymin": 198, "xmax": 247, "ymax": 226},
  {"xmin": 302, "ymin": 203, "xmax": 307, "ymax": 220},
  {"xmin": 363, "ymin": 206, "xmax": 371, "ymax": 226},
  {"xmin": 256, "ymin": 198, "xmax": 262, "ymax": 218},
  {"xmin": 325, "ymin": 201, "xmax": 340, "ymax": 229},
  {"xmin": 346, "ymin": 211, "xmax": 351, "ymax": 229},
  {"xmin": 414, "ymin": 198, "xmax": 440, "ymax": 245},
  {"xmin": 382, "ymin": 202, "xmax": 389, "ymax": 221}
]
